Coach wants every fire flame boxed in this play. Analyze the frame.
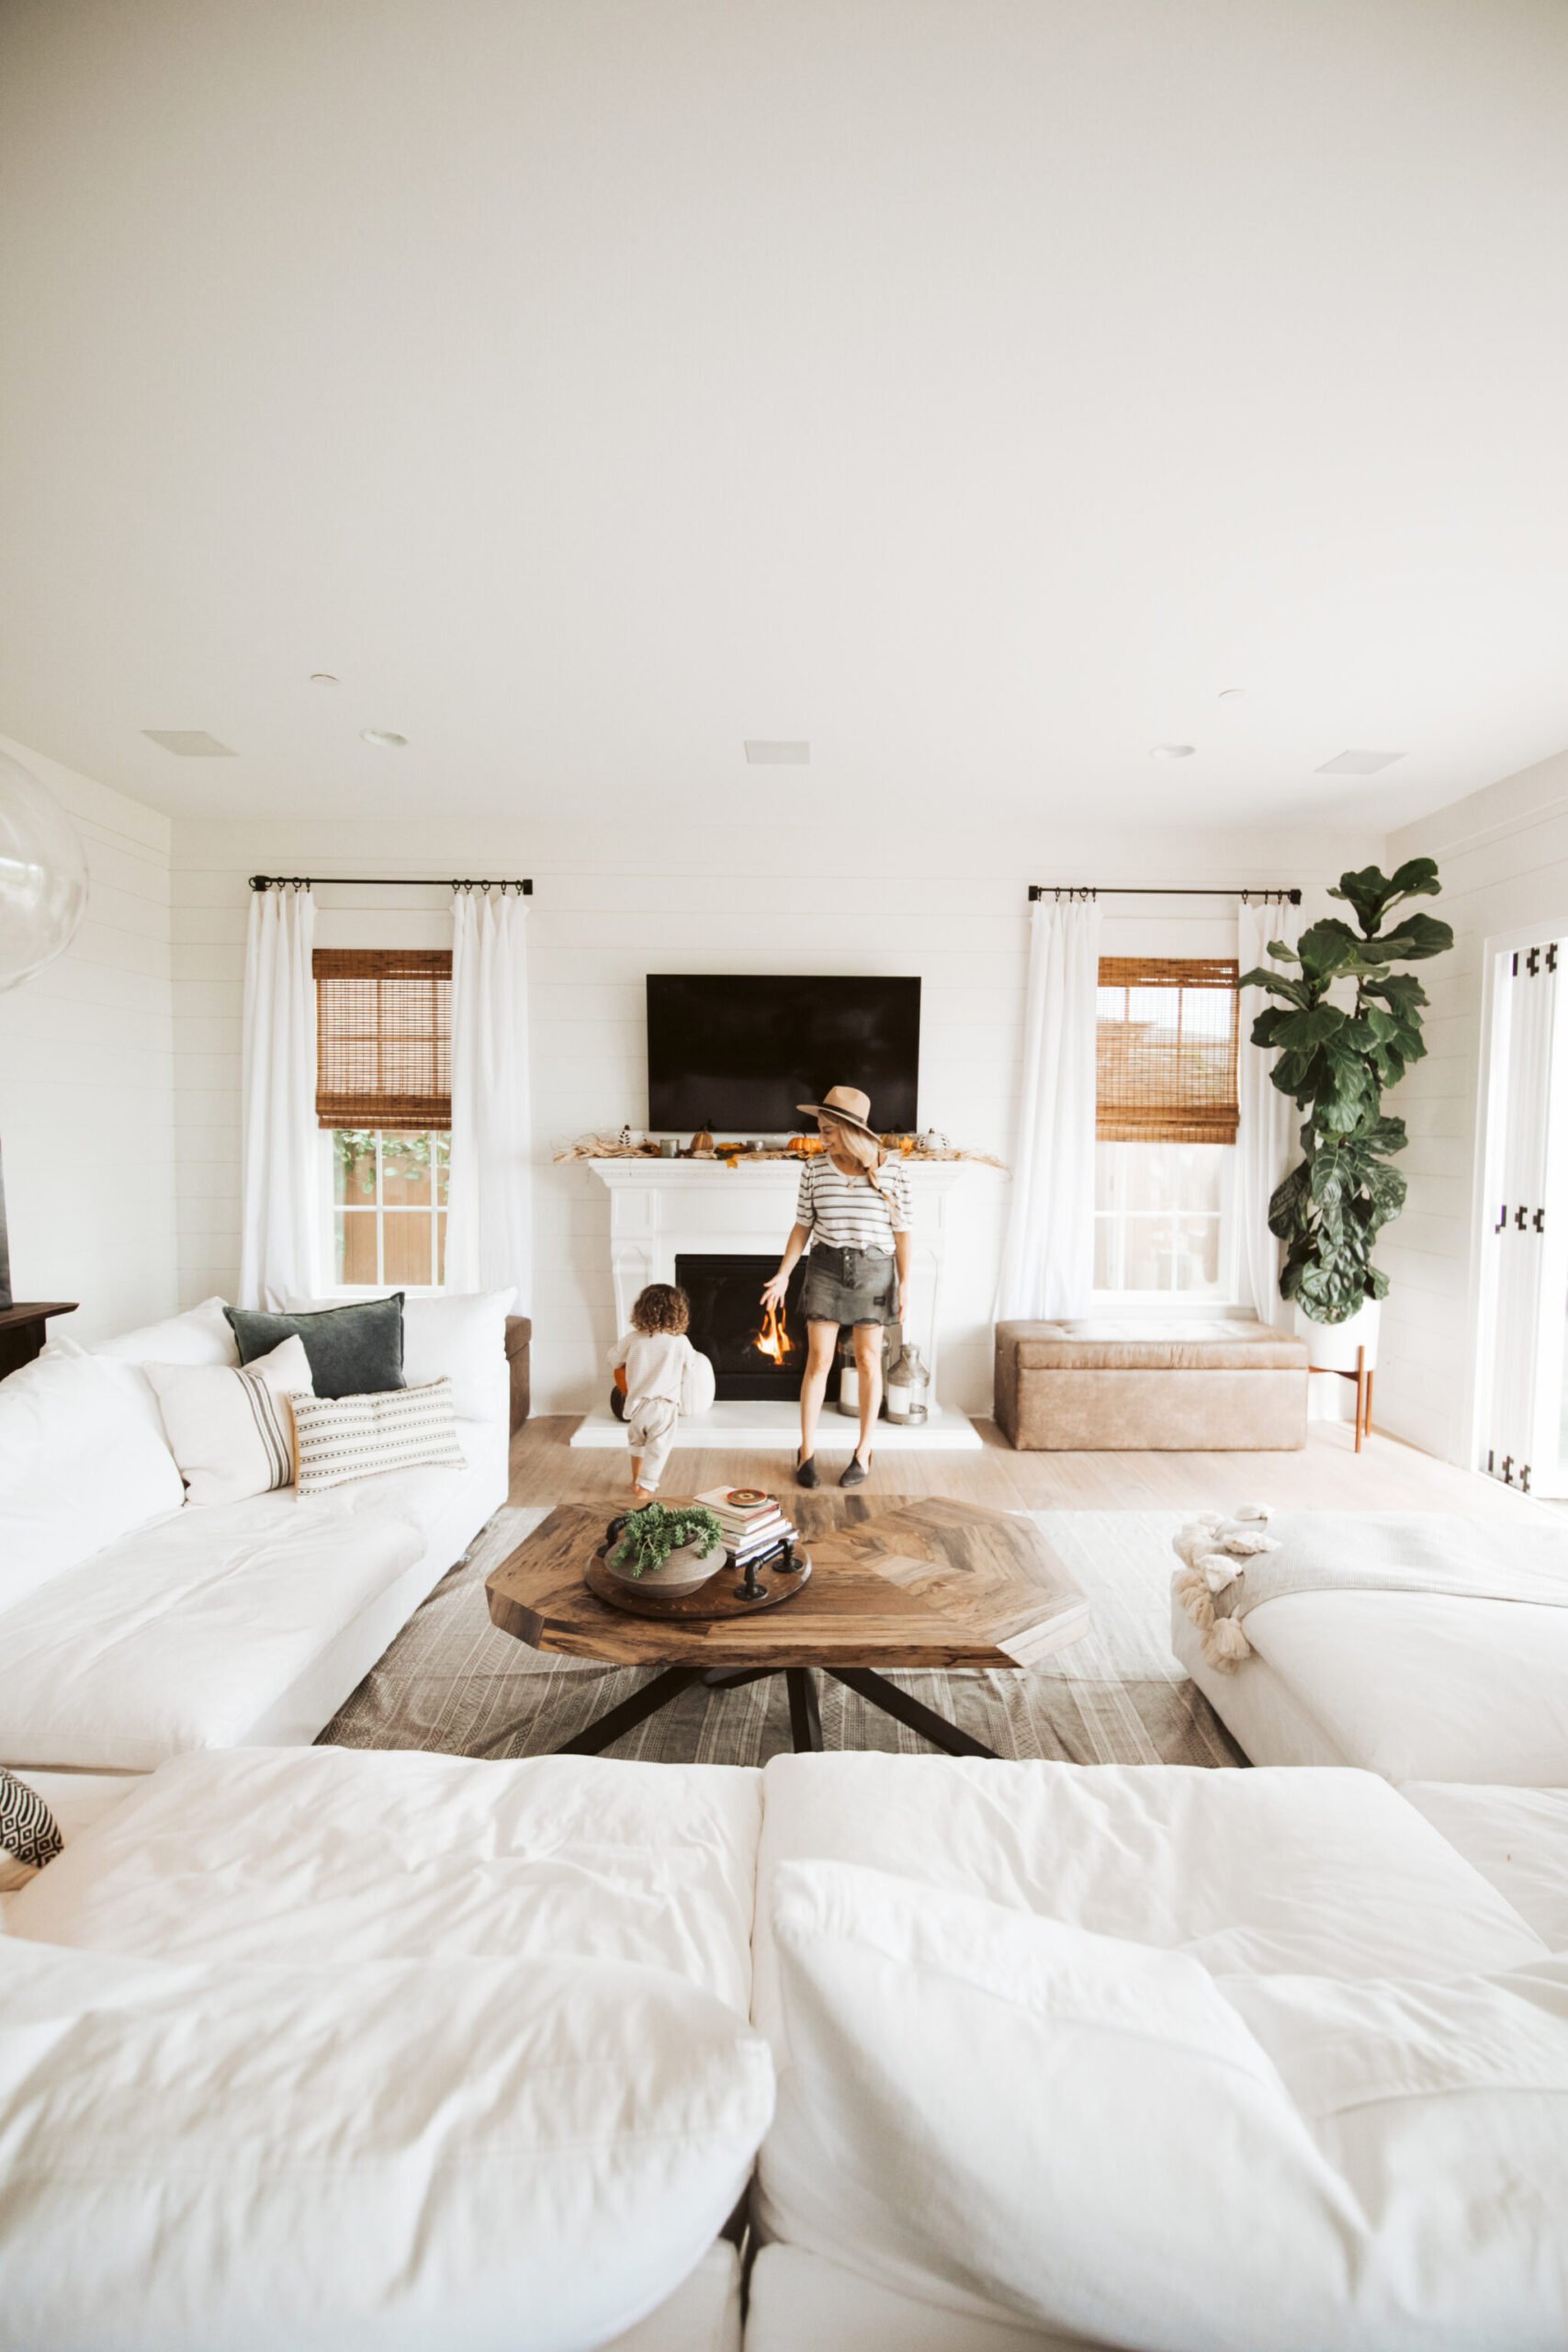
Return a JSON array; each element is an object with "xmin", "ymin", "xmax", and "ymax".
[{"xmin": 754, "ymin": 1298, "xmax": 794, "ymax": 1365}]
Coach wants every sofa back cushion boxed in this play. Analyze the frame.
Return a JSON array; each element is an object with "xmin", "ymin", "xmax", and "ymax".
[
  {"xmin": 762, "ymin": 1859, "xmax": 1568, "ymax": 2352},
  {"xmin": 0, "ymin": 1350, "xmax": 185, "ymax": 1610},
  {"xmin": 287, "ymin": 1287, "xmax": 514, "ymax": 1421},
  {"xmin": 0, "ymin": 1934, "xmax": 773, "ymax": 2352},
  {"xmin": 91, "ymin": 1297, "xmax": 237, "ymax": 1369}
]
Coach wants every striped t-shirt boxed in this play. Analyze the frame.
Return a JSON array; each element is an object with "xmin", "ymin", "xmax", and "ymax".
[{"xmin": 794, "ymin": 1155, "xmax": 912, "ymax": 1254}]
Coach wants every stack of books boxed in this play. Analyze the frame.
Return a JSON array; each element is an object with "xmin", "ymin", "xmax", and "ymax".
[{"xmin": 697, "ymin": 1486, "xmax": 796, "ymax": 1568}]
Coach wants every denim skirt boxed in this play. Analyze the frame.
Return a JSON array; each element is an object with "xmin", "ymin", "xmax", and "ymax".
[{"xmin": 798, "ymin": 1244, "xmax": 898, "ymax": 1328}]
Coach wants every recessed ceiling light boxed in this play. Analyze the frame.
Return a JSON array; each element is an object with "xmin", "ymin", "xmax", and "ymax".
[
  {"xmin": 1150, "ymin": 743, "xmax": 1196, "ymax": 761},
  {"xmin": 744, "ymin": 740, "xmax": 810, "ymax": 765},
  {"xmin": 360, "ymin": 729, "xmax": 408, "ymax": 749},
  {"xmin": 1314, "ymin": 749, "xmax": 1404, "ymax": 776},
  {"xmin": 1217, "ymin": 686, "xmax": 1247, "ymax": 702},
  {"xmin": 310, "ymin": 672, "xmax": 339, "ymax": 687},
  {"xmin": 142, "ymin": 729, "xmax": 235, "ymax": 756}
]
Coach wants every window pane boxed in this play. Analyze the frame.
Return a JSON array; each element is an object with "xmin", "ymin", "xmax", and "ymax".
[
  {"xmin": 382, "ymin": 1213, "xmax": 435, "ymax": 1287},
  {"xmin": 436, "ymin": 1209, "xmax": 447, "ymax": 1284},
  {"xmin": 335, "ymin": 1210, "xmax": 379, "ymax": 1285},
  {"xmin": 333, "ymin": 1132, "xmax": 378, "ymax": 1204},
  {"xmin": 1094, "ymin": 1216, "xmax": 1114, "ymax": 1289},
  {"xmin": 434, "ymin": 1133, "xmax": 450, "ymax": 1206},
  {"xmin": 381, "ymin": 1134, "xmax": 433, "ymax": 1206},
  {"xmin": 1122, "ymin": 1216, "xmax": 1171, "ymax": 1291},
  {"xmin": 1173, "ymin": 1214, "xmax": 1222, "ymax": 1290}
]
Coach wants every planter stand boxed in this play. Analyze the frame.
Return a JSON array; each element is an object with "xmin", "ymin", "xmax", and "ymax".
[{"xmin": 1306, "ymin": 1345, "xmax": 1374, "ymax": 1453}]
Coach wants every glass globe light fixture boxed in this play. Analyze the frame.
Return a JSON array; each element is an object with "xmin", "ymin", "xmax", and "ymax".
[{"xmin": 0, "ymin": 751, "xmax": 88, "ymax": 989}]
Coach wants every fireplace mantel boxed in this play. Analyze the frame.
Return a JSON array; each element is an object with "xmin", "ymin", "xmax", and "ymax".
[{"xmin": 571, "ymin": 1157, "xmax": 994, "ymax": 1449}]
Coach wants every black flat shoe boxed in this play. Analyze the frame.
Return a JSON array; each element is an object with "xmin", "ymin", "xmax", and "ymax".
[
  {"xmin": 840, "ymin": 1450, "xmax": 873, "ymax": 1488},
  {"xmin": 795, "ymin": 1451, "xmax": 820, "ymax": 1489}
]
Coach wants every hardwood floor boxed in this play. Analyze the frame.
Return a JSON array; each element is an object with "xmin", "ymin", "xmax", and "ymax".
[{"xmin": 510, "ymin": 1414, "xmax": 1561, "ymax": 1521}]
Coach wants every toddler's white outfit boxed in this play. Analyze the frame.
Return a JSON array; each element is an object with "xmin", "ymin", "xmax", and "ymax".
[{"xmin": 608, "ymin": 1328, "xmax": 700, "ymax": 1491}]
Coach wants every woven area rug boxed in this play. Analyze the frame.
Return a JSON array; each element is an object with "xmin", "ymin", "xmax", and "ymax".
[
  {"xmin": 320, "ymin": 1507, "xmax": 1244, "ymax": 1768},
  {"xmin": 320, "ymin": 1505, "xmax": 1241, "ymax": 1769}
]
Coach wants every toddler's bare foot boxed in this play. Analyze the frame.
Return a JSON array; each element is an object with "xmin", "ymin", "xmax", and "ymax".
[{"xmin": 631, "ymin": 1482, "xmax": 656, "ymax": 1505}]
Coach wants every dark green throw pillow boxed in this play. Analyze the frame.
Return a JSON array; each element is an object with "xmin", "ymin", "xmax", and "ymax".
[{"xmin": 225, "ymin": 1294, "xmax": 406, "ymax": 1398}]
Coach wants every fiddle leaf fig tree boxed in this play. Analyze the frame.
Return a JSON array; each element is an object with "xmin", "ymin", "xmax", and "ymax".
[{"xmin": 1241, "ymin": 858, "xmax": 1454, "ymax": 1325}]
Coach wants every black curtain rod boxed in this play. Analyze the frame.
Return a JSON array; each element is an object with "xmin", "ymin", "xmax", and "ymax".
[
  {"xmin": 1028, "ymin": 884, "xmax": 1300, "ymax": 904},
  {"xmin": 249, "ymin": 874, "xmax": 532, "ymax": 894}
]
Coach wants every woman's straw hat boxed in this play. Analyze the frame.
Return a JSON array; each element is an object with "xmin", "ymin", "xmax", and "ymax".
[{"xmin": 795, "ymin": 1083, "xmax": 879, "ymax": 1141}]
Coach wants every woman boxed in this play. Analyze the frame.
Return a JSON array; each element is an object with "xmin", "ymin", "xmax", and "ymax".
[{"xmin": 760, "ymin": 1084, "xmax": 912, "ymax": 1489}]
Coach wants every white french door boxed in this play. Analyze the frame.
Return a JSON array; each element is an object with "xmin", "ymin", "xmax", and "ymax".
[{"xmin": 1475, "ymin": 934, "xmax": 1568, "ymax": 1496}]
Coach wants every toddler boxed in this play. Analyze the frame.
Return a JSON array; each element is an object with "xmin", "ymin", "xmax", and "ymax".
[{"xmin": 608, "ymin": 1283, "xmax": 704, "ymax": 1501}]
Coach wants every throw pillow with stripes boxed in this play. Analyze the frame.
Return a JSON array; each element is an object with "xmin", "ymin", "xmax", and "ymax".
[
  {"xmin": 288, "ymin": 1377, "xmax": 467, "ymax": 1496},
  {"xmin": 144, "ymin": 1335, "xmax": 315, "ymax": 1508},
  {"xmin": 1, "ymin": 1768, "xmax": 63, "ymax": 1883}
]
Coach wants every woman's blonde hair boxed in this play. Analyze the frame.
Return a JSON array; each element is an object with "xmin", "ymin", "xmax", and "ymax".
[{"xmin": 821, "ymin": 1116, "xmax": 890, "ymax": 1195}]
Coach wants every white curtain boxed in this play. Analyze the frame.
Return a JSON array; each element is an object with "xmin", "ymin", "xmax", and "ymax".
[
  {"xmin": 446, "ymin": 886, "xmax": 531, "ymax": 1306},
  {"xmin": 997, "ymin": 894, "xmax": 1102, "ymax": 1320},
  {"xmin": 238, "ymin": 884, "xmax": 319, "ymax": 1309},
  {"xmin": 1235, "ymin": 894, "xmax": 1307, "ymax": 1329}
]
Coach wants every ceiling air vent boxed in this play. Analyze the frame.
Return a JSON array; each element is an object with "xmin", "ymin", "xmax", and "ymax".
[
  {"xmin": 744, "ymin": 741, "xmax": 810, "ymax": 765},
  {"xmin": 142, "ymin": 729, "xmax": 236, "ymax": 757},
  {"xmin": 1314, "ymin": 750, "xmax": 1404, "ymax": 776}
]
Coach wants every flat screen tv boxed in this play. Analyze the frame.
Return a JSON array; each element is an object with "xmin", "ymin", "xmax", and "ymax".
[{"xmin": 646, "ymin": 974, "xmax": 920, "ymax": 1134}]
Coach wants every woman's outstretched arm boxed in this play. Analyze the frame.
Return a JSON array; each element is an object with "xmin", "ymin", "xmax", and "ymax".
[{"xmin": 762, "ymin": 1223, "xmax": 811, "ymax": 1311}]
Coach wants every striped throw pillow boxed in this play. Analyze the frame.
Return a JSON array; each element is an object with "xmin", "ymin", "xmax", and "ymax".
[
  {"xmin": 144, "ymin": 1335, "xmax": 314, "ymax": 1508},
  {"xmin": 288, "ymin": 1378, "xmax": 467, "ymax": 1495}
]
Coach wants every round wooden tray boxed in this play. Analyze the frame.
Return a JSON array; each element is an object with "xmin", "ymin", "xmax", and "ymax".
[{"xmin": 585, "ymin": 1545, "xmax": 813, "ymax": 1621}]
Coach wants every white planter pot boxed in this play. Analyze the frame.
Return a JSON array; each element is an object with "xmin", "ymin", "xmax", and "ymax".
[{"xmin": 1294, "ymin": 1297, "xmax": 1381, "ymax": 1372}]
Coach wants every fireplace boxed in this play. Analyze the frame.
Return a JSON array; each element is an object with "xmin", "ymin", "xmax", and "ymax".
[{"xmin": 675, "ymin": 1252, "xmax": 837, "ymax": 1402}]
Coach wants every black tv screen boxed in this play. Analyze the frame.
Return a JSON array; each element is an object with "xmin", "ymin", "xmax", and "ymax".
[{"xmin": 646, "ymin": 975, "xmax": 920, "ymax": 1134}]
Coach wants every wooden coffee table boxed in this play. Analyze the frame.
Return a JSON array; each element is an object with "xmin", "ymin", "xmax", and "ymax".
[{"xmin": 482, "ymin": 1494, "xmax": 1090, "ymax": 1759}]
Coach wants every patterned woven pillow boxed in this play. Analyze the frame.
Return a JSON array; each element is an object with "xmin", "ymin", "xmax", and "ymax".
[
  {"xmin": 288, "ymin": 1377, "xmax": 467, "ymax": 1496},
  {"xmin": 0, "ymin": 1769, "xmax": 63, "ymax": 1883}
]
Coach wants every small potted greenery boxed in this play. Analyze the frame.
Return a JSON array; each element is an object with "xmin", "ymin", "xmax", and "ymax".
[{"xmin": 604, "ymin": 1500, "xmax": 727, "ymax": 1598}]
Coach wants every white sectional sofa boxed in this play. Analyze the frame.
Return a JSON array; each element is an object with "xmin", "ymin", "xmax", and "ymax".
[
  {"xmin": 5, "ymin": 1745, "xmax": 1565, "ymax": 2349},
  {"xmin": 1171, "ymin": 1576, "xmax": 1568, "ymax": 1782},
  {"xmin": 0, "ymin": 1295, "xmax": 510, "ymax": 1774}
]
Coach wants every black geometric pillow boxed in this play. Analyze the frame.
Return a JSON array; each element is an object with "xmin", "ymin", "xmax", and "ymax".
[{"xmin": 0, "ymin": 1768, "xmax": 63, "ymax": 1871}]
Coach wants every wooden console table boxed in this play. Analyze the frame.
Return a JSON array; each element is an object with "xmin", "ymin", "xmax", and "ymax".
[{"xmin": 0, "ymin": 1301, "xmax": 78, "ymax": 1381}]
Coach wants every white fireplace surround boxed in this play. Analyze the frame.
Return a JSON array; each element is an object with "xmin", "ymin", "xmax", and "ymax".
[{"xmin": 570, "ymin": 1158, "xmax": 987, "ymax": 1449}]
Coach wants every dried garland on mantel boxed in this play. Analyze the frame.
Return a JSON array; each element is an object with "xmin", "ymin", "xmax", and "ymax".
[{"xmin": 554, "ymin": 1130, "xmax": 1007, "ymax": 1170}]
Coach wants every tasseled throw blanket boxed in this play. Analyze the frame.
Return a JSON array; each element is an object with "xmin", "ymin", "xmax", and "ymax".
[{"xmin": 1172, "ymin": 1507, "xmax": 1568, "ymax": 1672}]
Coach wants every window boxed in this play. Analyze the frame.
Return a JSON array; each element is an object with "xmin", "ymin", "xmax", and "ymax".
[
  {"xmin": 1092, "ymin": 956, "xmax": 1240, "ymax": 1302},
  {"xmin": 332, "ymin": 1129, "xmax": 449, "ymax": 1288},
  {"xmin": 314, "ymin": 949, "xmax": 451, "ymax": 1291}
]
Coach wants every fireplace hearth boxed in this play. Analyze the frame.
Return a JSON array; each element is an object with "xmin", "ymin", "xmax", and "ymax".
[{"xmin": 675, "ymin": 1253, "xmax": 836, "ymax": 1402}]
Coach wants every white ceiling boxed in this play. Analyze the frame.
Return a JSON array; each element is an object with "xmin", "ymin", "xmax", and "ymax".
[{"xmin": 4, "ymin": 0, "xmax": 1568, "ymax": 832}]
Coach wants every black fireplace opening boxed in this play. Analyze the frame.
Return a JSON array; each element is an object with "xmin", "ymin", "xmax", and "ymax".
[{"xmin": 674, "ymin": 1253, "xmax": 837, "ymax": 1401}]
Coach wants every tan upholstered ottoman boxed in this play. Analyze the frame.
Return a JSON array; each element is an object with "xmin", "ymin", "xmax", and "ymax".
[{"xmin": 994, "ymin": 1317, "xmax": 1308, "ymax": 1451}]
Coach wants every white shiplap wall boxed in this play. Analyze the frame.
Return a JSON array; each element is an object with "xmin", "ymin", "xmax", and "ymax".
[
  {"xmin": 171, "ymin": 817, "xmax": 1380, "ymax": 1417},
  {"xmin": 0, "ymin": 735, "xmax": 177, "ymax": 1340},
  {"xmin": 1377, "ymin": 747, "xmax": 1568, "ymax": 1464}
]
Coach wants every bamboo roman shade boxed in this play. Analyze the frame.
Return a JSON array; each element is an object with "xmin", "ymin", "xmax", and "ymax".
[
  {"xmin": 1096, "ymin": 956, "xmax": 1240, "ymax": 1144},
  {"xmin": 313, "ymin": 949, "xmax": 452, "ymax": 1132}
]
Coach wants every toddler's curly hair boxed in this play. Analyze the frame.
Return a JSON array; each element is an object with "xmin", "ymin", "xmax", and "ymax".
[{"xmin": 631, "ymin": 1282, "xmax": 690, "ymax": 1336}]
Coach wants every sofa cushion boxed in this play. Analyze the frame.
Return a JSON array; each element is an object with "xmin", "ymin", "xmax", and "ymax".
[
  {"xmin": 0, "ymin": 1493, "xmax": 424, "ymax": 1772},
  {"xmin": 762, "ymin": 1859, "xmax": 1568, "ymax": 2352},
  {"xmin": 1401, "ymin": 1783, "xmax": 1568, "ymax": 1949},
  {"xmin": 7, "ymin": 1747, "xmax": 764, "ymax": 2016},
  {"xmin": 91, "ymin": 1295, "xmax": 237, "ymax": 1368},
  {"xmin": 998, "ymin": 1316, "xmax": 1306, "ymax": 1370},
  {"xmin": 143, "ymin": 1334, "xmax": 313, "ymax": 1506},
  {"xmin": 1242, "ymin": 1589, "xmax": 1568, "ymax": 1783},
  {"xmin": 288, "ymin": 1288, "xmax": 514, "ymax": 1421},
  {"xmin": 227, "ymin": 1292, "xmax": 406, "ymax": 1396},
  {"xmin": 0, "ymin": 1934, "xmax": 773, "ymax": 2352},
  {"xmin": 0, "ymin": 1348, "xmax": 186, "ymax": 1610},
  {"xmin": 746, "ymin": 2246, "xmax": 1087, "ymax": 2352},
  {"xmin": 751, "ymin": 1756, "xmax": 1543, "ymax": 2065}
]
